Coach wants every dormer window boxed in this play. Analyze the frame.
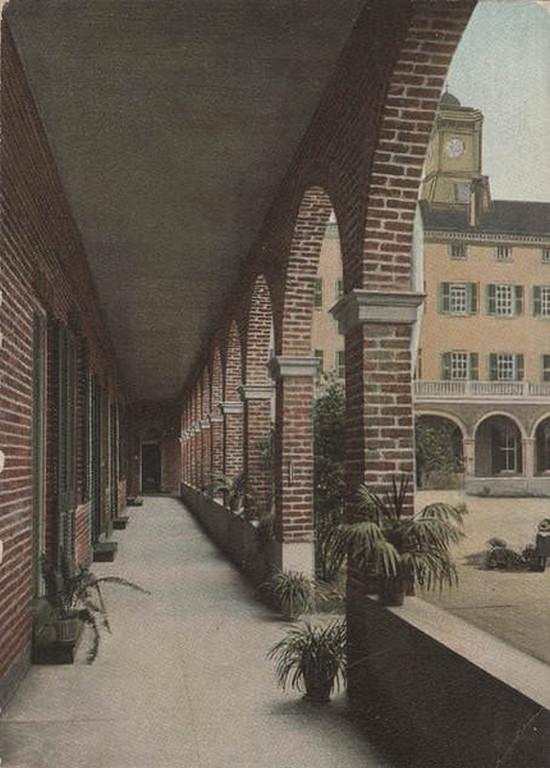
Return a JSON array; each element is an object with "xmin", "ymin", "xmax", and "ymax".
[{"xmin": 496, "ymin": 245, "xmax": 512, "ymax": 261}]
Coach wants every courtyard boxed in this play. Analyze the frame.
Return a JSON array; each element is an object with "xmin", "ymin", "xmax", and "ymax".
[{"xmin": 417, "ymin": 490, "xmax": 550, "ymax": 665}]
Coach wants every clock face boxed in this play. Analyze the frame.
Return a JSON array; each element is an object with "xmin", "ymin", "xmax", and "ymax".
[{"xmin": 446, "ymin": 137, "xmax": 465, "ymax": 159}]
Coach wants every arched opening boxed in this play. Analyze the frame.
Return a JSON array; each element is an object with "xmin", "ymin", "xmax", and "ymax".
[
  {"xmin": 475, "ymin": 415, "xmax": 523, "ymax": 477},
  {"xmin": 535, "ymin": 416, "xmax": 550, "ymax": 475},
  {"xmin": 222, "ymin": 320, "xmax": 244, "ymax": 481},
  {"xmin": 415, "ymin": 414, "xmax": 464, "ymax": 490}
]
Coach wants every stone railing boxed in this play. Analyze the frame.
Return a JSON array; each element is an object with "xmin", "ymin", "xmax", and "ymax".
[{"xmin": 414, "ymin": 380, "xmax": 550, "ymax": 399}]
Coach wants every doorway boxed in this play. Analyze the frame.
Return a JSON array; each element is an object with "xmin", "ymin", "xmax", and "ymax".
[{"xmin": 141, "ymin": 442, "xmax": 161, "ymax": 492}]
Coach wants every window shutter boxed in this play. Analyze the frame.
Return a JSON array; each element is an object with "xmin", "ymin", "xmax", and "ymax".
[
  {"xmin": 441, "ymin": 352, "xmax": 451, "ymax": 380},
  {"xmin": 487, "ymin": 284, "xmax": 496, "ymax": 315},
  {"xmin": 514, "ymin": 286, "xmax": 524, "ymax": 315},
  {"xmin": 468, "ymin": 283, "xmax": 478, "ymax": 314},
  {"xmin": 516, "ymin": 353, "xmax": 525, "ymax": 381},
  {"xmin": 489, "ymin": 353, "xmax": 498, "ymax": 381},
  {"xmin": 534, "ymin": 286, "xmax": 542, "ymax": 317},
  {"xmin": 469, "ymin": 353, "xmax": 479, "ymax": 381},
  {"xmin": 439, "ymin": 283, "xmax": 450, "ymax": 314},
  {"xmin": 543, "ymin": 355, "xmax": 550, "ymax": 382}
]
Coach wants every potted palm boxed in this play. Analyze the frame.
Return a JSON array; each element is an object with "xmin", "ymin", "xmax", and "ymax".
[
  {"xmin": 268, "ymin": 619, "xmax": 346, "ymax": 703},
  {"xmin": 329, "ymin": 475, "xmax": 467, "ymax": 606}
]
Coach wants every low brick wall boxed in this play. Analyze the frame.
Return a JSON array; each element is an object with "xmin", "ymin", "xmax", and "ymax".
[
  {"xmin": 347, "ymin": 590, "xmax": 550, "ymax": 768},
  {"xmin": 181, "ymin": 483, "xmax": 274, "ymax": 586},
  {"xmin": 466, "ymin": 475, "xmax": 550, "ymax": 497}
]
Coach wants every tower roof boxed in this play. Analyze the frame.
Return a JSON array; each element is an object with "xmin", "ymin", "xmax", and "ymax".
[{"xmin": 439, "ymin": 90, "xmax": 461, "ymax": 109}]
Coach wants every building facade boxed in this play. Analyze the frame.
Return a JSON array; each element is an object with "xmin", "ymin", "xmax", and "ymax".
[{"xmin": 312, "ymin": 92, "xmax": 550, "ymax": 495}]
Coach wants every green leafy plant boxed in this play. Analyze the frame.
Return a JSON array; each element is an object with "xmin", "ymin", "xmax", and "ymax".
[
  {"xmin": 208, "ymin": 471, "xmax": 249, "ymax": 514},
  {"xmin": 41, "ymin": 553, "xmax": 150, "ymax": 663},
  {"xmin": 328, "ymin": 474, "xmax": 467, "ymax": 604},
  {"xmin": 266, "ymin": 570, "xmax": 315, "ymax": 621},
  {"xmin": 268, "ymin": 619, "xmax": 346, "ymax": 702},
  {"xmin": 313, "ymin": 377, "xmax": 346, "ymax": 581},
  {"xmin": 415, "ymin": 420, "xmax": 463, "ymax": 488}
]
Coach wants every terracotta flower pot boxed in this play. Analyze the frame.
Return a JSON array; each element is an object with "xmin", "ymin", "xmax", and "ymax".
[
  {"xmin": 303, "ymin": 677, "xmax": 333, "ymax": 703},
  {"xmin": 378, "ymin": 576, "xmax": 406, "ymax": 607},
  {"xmin": 54, "ymin": 616, "xmax": 80, "ymax": 643}
]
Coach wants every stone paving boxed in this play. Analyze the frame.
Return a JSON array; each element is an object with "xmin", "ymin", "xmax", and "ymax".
[
  {"xmin": 0, "ymin": 497, "xmax": 393, "ymax": 768},
  {"xmin": 417, "ymin": 490, "xmax": 550, "ymax": 665}
]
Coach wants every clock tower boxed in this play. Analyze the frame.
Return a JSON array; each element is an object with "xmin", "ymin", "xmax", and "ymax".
[{"xmin": 421, "ymin": 90, "xmax": 491, "ymax": 211}]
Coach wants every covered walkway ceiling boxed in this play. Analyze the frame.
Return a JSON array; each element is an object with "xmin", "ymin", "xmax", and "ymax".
[{"xmin": 6, "ymin": 0, "xmax": 365, "ymax": 402}]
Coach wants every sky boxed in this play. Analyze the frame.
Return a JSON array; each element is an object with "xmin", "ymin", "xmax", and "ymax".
[{"xmin": 448, "ymin": 0, "xmax": 550, "ymax": 202}]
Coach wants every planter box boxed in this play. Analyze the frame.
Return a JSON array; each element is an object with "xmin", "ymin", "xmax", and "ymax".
[
  {"xmin": 93, "ymin": 541, "xmax": 118, "ymax": 562},
  {"xmin": 32, "ymin": 619, "xmax": 84, "ymax": 665},
  {"xmin": 112, "ymin": 516, "xmax": 129, "ymax": 530},
  {"xmin": 181, "ymin": 483, "xmax": 273, "ymax": 586}
]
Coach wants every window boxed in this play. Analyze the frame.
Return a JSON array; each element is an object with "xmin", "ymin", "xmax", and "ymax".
[
  {"xmin": 449, "ymin": 242, "xmax": 466, "ymax": 260},
  {"xmin": 486, "ymin": 284, "xmax": 523, "ymax": 316},
  {"xmin": 489, "ymin": 353, "xmax": 524, "ymax": 381},
  {"xmin": 335, "ymin": 279, "xmax": 344, "ymax": 302},
  {"xmin": 441, "ymin": 352, "xmax": 478, "ymax": 381},
  {"xmin": 439, "ymin": 283, "xmax": 478, "ymax": 315},
  {"xmin": 496, "ymin": 245, "xmax": 512, "ymax": 261},
  {"xmin": 543, "ymin": 249, "xmax": 550, "ymax": 264},
  {"xmin": 542, "ymin": 355, "xmax": 550, "ymax": 382},
  {"xmin": 533, "ymin": 286, "xmax": 550, "ymax": 317},
  {"xmin": 336, "ymin": 350, "xmax": 345, "ymax": 379},
  {"xmin": 314, "ymin": 349, "xmax": 324, "ymax": 372},
  {"xmin": 313, "ymin": 278, "xmax": 323, "ymax": 309}
]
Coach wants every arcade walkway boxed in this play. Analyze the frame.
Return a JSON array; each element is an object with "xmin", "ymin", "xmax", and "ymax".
[{"xmin": 0, "ymin": 497, "xmax": 393, "ymax": 768}]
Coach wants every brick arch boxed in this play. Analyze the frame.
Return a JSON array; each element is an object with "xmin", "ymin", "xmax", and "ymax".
[
  {"xmin": 362, "ymin": 4, "xmax": 475, "ymax": 291},
  {"xmin": 277, "ymin": 186, "xmax": 334, "ymax": 357},
  {"xmin": 201, "ymin": 367, "xmax": 210, "ymax": 419},
  {"xmin": 210, "ymin": 346, "xmax": 223, "ymax": 411},
  {"xmin": 223, "ymin": 320, "xmax": 243, "ymax": 401},
  {"xmin": 244, "ymin": 274, "xmax": 274, "ymax": 385}
]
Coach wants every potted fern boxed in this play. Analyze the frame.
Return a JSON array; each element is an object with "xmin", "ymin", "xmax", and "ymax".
[
  {"xmin": 40, "ymin": 553, "xmax": 150, "ymax": 663},
  {"xmin": 266, "ymin": 570, "xmax": 315, "ymax": 621},
  {"xmin": 268, "ymin": 620, "xmax": 346, "ymax": 703},
  {"xmin": 329, "ymin": 475, "xmax": 467, "ymax": 606}
]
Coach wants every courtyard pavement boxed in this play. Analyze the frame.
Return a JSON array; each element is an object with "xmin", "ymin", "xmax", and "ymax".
[
  {"xmin": 417, "ymin": 490, "xmax": 550, "ymax": 665},
  {"xmin": 0, "ymin": 497, "xmax": 393, "ymax": 768}
]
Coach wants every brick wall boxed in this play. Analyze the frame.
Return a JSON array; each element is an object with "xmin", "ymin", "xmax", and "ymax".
[{"xmin": 0, "ymin": 21, "xmax": 124, "ymax": 696}]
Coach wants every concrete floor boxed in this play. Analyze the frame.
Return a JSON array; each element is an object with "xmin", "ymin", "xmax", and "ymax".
[
  {"xmin": 417, "ymin": 490, "xmax": 550, "ymax": 665},
  {"xmin": 0, "ymin": 497, "xmax": 393, "ymax": 768}
]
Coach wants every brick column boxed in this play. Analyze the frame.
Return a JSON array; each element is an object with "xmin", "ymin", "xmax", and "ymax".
[
  {"xmin": 332, "ymin": 290, "xmax": 424, "ymax": 507},
  {"xmin": 239, "ymin": 384, "xmax": 273, "ymax": 518},
  {"xmin": 220, "ymin": 401, "xmax": 243, "ymax": 479},
  {"xmin": 209, "ymin": 413, "xmax": 224, "ymax": 479},
  {"xmin": 191, "ymin": 425, "xmax": 200, "ymax": 488},
  {"xmin": 200, "ymin": 419, "xmax": 211, "ymax": 490},
  {"xmin": 269, "ymin": 356, "xmax": 318, "ymax": 576}
]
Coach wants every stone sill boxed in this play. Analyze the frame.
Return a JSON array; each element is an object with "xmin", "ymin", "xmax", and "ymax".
[{"xmin": 382, "ymin": 595, "xmax": 550, "ymax": 710}]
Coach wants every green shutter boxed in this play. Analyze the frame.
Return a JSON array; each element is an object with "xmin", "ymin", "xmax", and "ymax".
[
  {"xmin": 516, "ymin": 353, "xmax": 524, "ymax": 381},
  {"xmin": 439, "ymin": 283, "xmax": 450, "ymax": 314},
  {"xmin": 543, "ymin": 355, "xmax": 550, "ymax": 382},
  {"xmin": 469, "ymin": 353, "xmax": 479, "ymax": 381},
  {"xmin": 57, "ymin": 326, "xmax": 77, "ymax": 560},
  {"xmin": 441, "ymin": 352, "xmax": 451, "ymax": 380},
  {"xmin": 514, "ymin": 286, "xmax": 524, "ymax": 315},
  {"xmin": 486, "ymin": 284, "xmax": 496, "ymax": 315},
  {"xmin": 489, "ymin": 353, "xmax": 498, "ymax": 381},
  {"xmin": 534, "ymin": 286, "xmax": 542, "ymax": 317},
  {"xmin": 313, "ymin": 278, "xmax": 323, "ymax": 308},
  {"xmin": 468, "ymin": 283, "xmax": 478, "ymax": 314}
]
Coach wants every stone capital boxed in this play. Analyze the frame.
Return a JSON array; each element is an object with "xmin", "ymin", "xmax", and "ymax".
[
  {"xmin": 200, "ymin": 419, "xmax": 210, "ymax": 430},
  {"xmin": 268, "ymin": 356, "xmax": 319, "ymax": 381},
  {"xmin": 219, "ymin": 400, "xmax": 244, "ymax": 416},
  {"xmin": 331, "ymin": 289, "xmax": 425, "ymax": 334},
  {"xmin": 208, "ymin": 413, "xmax": 224, "ymax": 425},
  {"xmin": 238, "ymin": 383, "xmax": 273, "ymax": 402}
]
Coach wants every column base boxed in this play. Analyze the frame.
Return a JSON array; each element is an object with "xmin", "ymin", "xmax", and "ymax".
[{"xmin": 271, "ymin": 540, "xmax": 315, "ymax": 577}]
